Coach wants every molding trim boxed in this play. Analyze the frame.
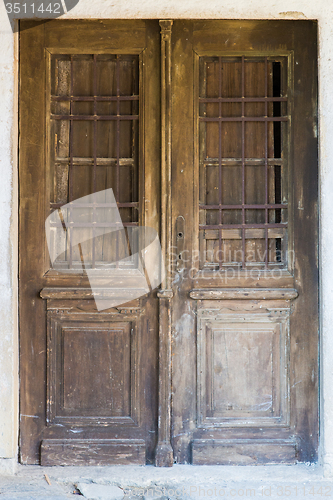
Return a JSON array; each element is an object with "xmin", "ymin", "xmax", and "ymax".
[
  {"xmin": 190, "ymin": 288, "xmax": 298, "ymax": 300},
  {"xmin": 155, "ymin": 19, "xmax": 174, "ymax": 468}
]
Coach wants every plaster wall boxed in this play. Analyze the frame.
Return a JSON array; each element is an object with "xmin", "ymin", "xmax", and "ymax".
[{"xmin": 0, "ymin": 0, "xmax": 332, "ymax": 474}]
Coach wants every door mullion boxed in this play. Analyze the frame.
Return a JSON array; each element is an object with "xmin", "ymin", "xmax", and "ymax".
[{"xmin": 155, "ymin": 19, "xmax": 174, "ymax": 468}]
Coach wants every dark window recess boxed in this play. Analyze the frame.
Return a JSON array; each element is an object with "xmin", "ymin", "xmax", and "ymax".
[
  {"xmin": 273, "ymin": 61, "xmax": 282, "ymax": 261},
  {"xmin": 198, "ymin": 56, "xmax": 289, "ymax": 270},
  {"xmin": 49, "ymin": 54, "xmax": 140, "ymax": 269}
]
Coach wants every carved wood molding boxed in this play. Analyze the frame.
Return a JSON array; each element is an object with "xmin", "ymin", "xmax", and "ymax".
[
  {"xmin": 41, "ymin": 288, "xmax": 92, "ymax": 299},
  {"xmin": 155, "ymin": 19, "xmax": 174, "ymax": 468},
  {"xmin": 190, "ymin": 288, "xmax": 298, "ymax": 300},
  {"xmin": 40, "ymin": 288, "xmax": 147, "ymax": 300}
]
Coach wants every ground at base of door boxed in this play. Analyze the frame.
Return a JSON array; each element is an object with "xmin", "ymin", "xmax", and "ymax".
[{"xmin": 0, "ymin": 464, "xmax": 332, "ymax": 500}]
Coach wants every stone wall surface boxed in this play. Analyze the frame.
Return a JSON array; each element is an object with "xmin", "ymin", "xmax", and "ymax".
[{"xmin": 0, "ymin": 0, "xmax": 332, "ymax": 473}]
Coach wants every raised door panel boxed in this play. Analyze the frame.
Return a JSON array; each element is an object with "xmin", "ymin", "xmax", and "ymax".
[
  {"xmin": 47, "ymin": 317, "xmax": 136, "ymax": 424},
  {"xmin": 196, "ymin": 304, "xmax": 289, "ymax": 427}
]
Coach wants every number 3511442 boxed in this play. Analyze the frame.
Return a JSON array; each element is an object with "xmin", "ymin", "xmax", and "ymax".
[{"xmin": 5, "ymin": 3, "xmax": 61, "ymax": 14}]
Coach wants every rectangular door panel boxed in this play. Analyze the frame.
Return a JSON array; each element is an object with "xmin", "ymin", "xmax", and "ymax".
[{"xmin": 196, "ymin": 304, "xmax": 289, "ymax": 427}]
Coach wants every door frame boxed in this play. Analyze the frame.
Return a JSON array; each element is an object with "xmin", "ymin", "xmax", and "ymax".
[{"xmin": 18, "ymin": 18, "xmax": 319, "ymax": 466}]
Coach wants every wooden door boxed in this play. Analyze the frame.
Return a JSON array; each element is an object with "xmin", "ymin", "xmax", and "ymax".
[
  {"xmin": 169, "ymin": 20, "xmax": 318, "ymax": 465},
  {"xmin": 19, "ymin": 20, "xmax": 161, "ymax": 465},
  {"xmin": 20, "ymin": 19, "xmax": 318, "ymax": 466}
]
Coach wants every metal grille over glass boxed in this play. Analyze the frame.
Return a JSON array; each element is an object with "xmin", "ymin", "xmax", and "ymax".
[
  {"xmin": 198, "ymin": 56, "xmax": 288, "ymax": 270},
  {"xmin": 49, "ymin": 54, "xmax": 139, "ymax": 269}
]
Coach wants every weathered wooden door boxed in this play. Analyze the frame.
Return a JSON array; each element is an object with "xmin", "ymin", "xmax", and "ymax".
[
  {"xmin": 168, "ymin": 20, "xmax": 318, "ymax": 465},
  {"xmin": 20, "ymin": 19, "xmax": 318, "ymax": 466},
  {"xmin": 19, "ymin": 20, "xmax": 161, "ymax": 465}
]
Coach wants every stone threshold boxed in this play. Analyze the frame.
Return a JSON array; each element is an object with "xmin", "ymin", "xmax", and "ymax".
[{"xmin": 0, "ymin": 463, "xmax": 332, "ymax": 500}]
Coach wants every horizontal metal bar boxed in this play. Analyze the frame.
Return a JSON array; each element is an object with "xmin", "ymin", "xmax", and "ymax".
[
  {"xmin": 50, "ymin": 202, "xmax": 139, "ymax": 209},
  {"xmin": 199, "ymin": 223, "xmax": 287, "ymax": 229},
  {"xmin": 199, "ymin": 116, "xmax": 288, "ymax": 122},
  {"xmin": 70, "ymin": 202, "xmax": 138, "ymax": 208},
  {"xmin": 49, "ymin": 221, "xmax": 138, "ymax": 227},
  {"xmin": 199, "ymin": 204, "xmax": 287, "ymax": 210},
  {"xmin": 199, "ymin": 97, "xmax": 288, "ymax": 103},
  {"xmin": 51, "ymin": 114, "xmax": 139, "ymax": 121},
  {"xmin": 52, "ymin": 95, "xmax": 139, "ymax": 102},
  {"xmin": 203, "ymin": 227, "xmax": 285, "ymax": 240},
  {"xmin": 202, "ymin": 158, "xmax": 283, "ymax": 166},
  {"xmin": 55, "ymin": 157, "xmax": 135, "ymax": 166}
]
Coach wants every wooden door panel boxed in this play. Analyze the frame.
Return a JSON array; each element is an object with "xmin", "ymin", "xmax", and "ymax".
[
  {"xmin": 40, "ymin": 439, "xmax": 146, "ymax": 466},
  {"xmin": 47, "ymin": 315, "xmax": 136, "ymax": 423},
  {"xmin": 171, "ymin": 20, "xmax": 318, "ymax": 464},
  {"xmin": 61, "ymin": 326, "xmax": 131, "ymax": 416},
  {"xmin": 196, "ymin": 303, "xmax": 289, "ymax": 426},
  {"xmin": 19, "ymin": 20, "xmax": 160, "ymax": 465},
  {"xmin": 192, "ymin": 439, "xmax": 297, "ymax": 465}
]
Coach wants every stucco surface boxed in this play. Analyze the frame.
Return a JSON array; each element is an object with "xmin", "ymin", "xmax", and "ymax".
[
  {"xmin": 0, "ymin": 0, "xmax": 332, "ymax": 473},
  {"xmin": 0, "ymin": 1, "xmax": 16, "ymax": 462}
]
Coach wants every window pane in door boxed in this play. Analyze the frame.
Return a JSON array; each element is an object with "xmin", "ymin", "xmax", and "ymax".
[
  {"xmin": 49, "ymin": 54, "xmax": 140, "ymax": 269},
  {"xmin": 199, "ymin": 56, "xmax": 288, "ymax": 270}
]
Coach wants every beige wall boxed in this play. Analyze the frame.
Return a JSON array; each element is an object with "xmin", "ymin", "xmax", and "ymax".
[{"xmin": 0, "ymin": 0, "xmax": 332, "ymax": 473}]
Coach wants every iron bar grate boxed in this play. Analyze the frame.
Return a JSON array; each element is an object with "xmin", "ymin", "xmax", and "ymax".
[
  {"xmin": 199, "ymin": 55, "xmax": 288, "ymax": 269},
  {"xmin": 49, "ymin": 54, "xmax": 140, "ymax": 270}
]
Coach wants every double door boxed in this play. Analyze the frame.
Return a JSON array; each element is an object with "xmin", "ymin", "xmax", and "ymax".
[{"xmin": 19, "ymin": 19, "xmax": 318, "ymax": 465}]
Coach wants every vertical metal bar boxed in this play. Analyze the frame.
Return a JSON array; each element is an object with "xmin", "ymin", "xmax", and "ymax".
[
  {"xmin": 116, "ymin": 55, "xmax": 121, "ymax": 268},
  {"xmin": 218, "ymin": 57, "xmax": 223, "ymax": 269},
  {"xmin": 93, "ymin": 55, "xmax": 97, "ymax": 193},
  {"xmin": 68, "ymin": 55, "xmax": 74, "ymax": 269},
  {"xmin": 92, "ymin": 54, "xmax": 97, "ymax": 269},
  {"xmin": 265, "ymin": 57, "xmax": 269, "ymax": 268},
  {"xmin": 131, "ymin": 58, "xmax": 135, "ymax": 227},
  {"xmin": 116, "ymin": 55, "xmax": 120, "ymax": 202},
  {"xmin": 273, "ymin": 62, "xmax": 283, "ymax": 262},
  {"xmin": 241, "ymin": 56, "xmax": 246, "ymax": 269}
]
